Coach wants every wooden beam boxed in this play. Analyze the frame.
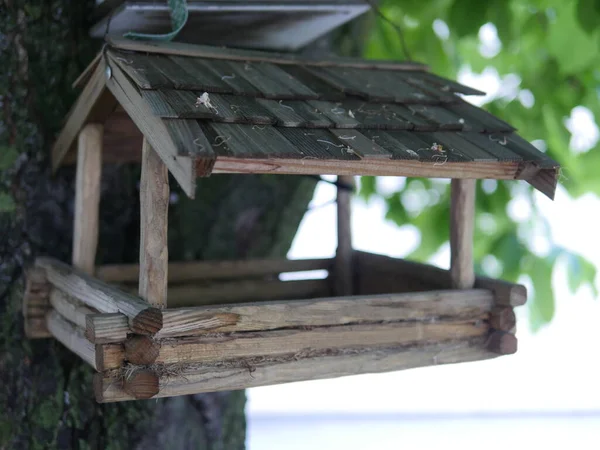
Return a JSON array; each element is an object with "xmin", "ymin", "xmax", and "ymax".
[
  {"xmin": 46, "ymin": 311, "xmax": 97, "ymax": 370},
  {"xmin": 139, "ymin": 139, "xmax": 169, "ymax": 309},
  {"xmin": 129, "ymin": 278, "xmax": 331, "ymax": 308},
  {"xmin": 23, "ymin": 267, "xmax": 51, "ymax": 338},
  {"xmin": 86, "ymin": 313, "xmax": 130, "ymax": 344},
  {"xmin": 94, "ymin": 337, "xmax": 496, "ymax": 402},
  {"xmin": 486, "ymin": 330, "xmax": 517, "ymax": 355},
  {"xmin": 354, "ymin": 251, "xmax": 527, "ymax": 307},
  {"xmin": 95, "ymin": 258, "xmax": 333, "ymax": 284},
  {"xmin": 35, "ymin": 257, "xmax": 162, "ymax": 335},
  {"xmin": 155, "ymin": 289, "xmax": 494, "ymax": 338},
  {"xmin": 489, "ymin": 306, "xmax": 516, "ymax": 332},
  {"xmin": 49, "ymin": 289, "xmax": 95, "ymax": 329},
  {"xmin": 335, "ymin": 175, "xmax": 354, "ymax": 296},
  {"xmin": 51, "ymin": 58, "xmax": 117, "ymax": 171},
  {"xmin": 211, "ymin": 157, "xmax": 523, "ymax": 180},
  {"xmin": 72, "ymin": 124, "xmax": 103, "ymax": 275},
  {"xmin": 124, "ymin": 319, "xmax": 488, "ymax": 367},
  {"xmin": 450, "ymin": 179, "xmax": 476, "ymax": 289}
]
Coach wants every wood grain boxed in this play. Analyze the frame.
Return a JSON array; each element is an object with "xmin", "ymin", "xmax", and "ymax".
[
  {"xmin": 486, "ymin": 330, "xmax": 518, "ymax": 355},
  {"xmin": 335, "ymin": 176, "xmax": 354, "ymax": 296},
  {"xmin": 130, "ymin": 320, "xmax": 488, "ymax": 367},
  {"xmin": 49, "ymin": 289, "xmax": 95, "ymax": 329},
  {"xmin": 94, "ymin": 337, "xmax": 496, "ymax": 402},
  {"xmin": 354, "ymin": 251, "xmax": 527, "ymax": 307},
  {"xmin": 72, "ymin": 124, "xmax": 102, "ymax": 275},
  {"xmin": 35, "ymin": 257, "xmax": 162, "ymax": 335},
  {"xmin": 450, "ymin": 179, "xmax": 476, "ymax": 289},
  {"xmin": 155, "ymin": 289, "xmax": 495, "ymax": 338},
  {"xmin": 23, "ymin": 267, "xmax": 51, "ymax": 338},
  {"xmin": 95, "ymin": 258, "xmax": 333, "ymax": 283},
  {"xmin": 86, "ymin": 313, "xmax": 130, "ymax": 344},
  {"xmin": 46, "ymin": 311, "xmax": 97, "ymax": 370},
  {"xmin": 139, "ymin": 140, "xmax": 169, "ymax": 309}
]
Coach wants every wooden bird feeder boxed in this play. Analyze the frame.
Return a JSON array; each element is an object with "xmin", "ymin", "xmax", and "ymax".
[{"xmin": 24, "ymin": 38, "xmax": 559, "ymax": 403}]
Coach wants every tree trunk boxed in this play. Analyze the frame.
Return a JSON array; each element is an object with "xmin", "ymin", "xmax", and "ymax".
[{"xmin": 0, "ymin": 3, "xmax": 317, "ymax": 449}]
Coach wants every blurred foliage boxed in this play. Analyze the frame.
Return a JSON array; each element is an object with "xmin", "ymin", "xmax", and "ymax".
[{"xmin": 354, "ymin": 0, "xmax": 600, "ymax": 330}]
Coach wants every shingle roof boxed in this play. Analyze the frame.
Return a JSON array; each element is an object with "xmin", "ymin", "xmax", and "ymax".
[{"xmin": 52, "ymin": 38, "xmax": 559, "ymax": 199}]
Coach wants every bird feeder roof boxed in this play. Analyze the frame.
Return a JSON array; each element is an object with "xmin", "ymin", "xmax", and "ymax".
[{"xmin": 52, "ymin": 38, "xmax": 560, "ymax": 199}]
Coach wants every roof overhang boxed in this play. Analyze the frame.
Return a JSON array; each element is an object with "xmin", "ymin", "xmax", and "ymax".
[{"xmin": 91, "ymin": 1, "xmax": 370, "ymax": 51}]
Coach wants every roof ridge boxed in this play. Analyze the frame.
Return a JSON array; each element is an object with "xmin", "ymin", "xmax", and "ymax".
[{"xmin": 106, "ymin": 36, "xmax": 429, "ymax": 72}]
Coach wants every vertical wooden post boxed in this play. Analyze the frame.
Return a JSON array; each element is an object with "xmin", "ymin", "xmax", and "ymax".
[
  {"xmin": 72, "ymin": 124, "xmax": 103, "ymax": 275},
  {"xmin": 450, "ymin": 179, "xmax": 476, "ymax": 289},
  {"xmin": 335, "ymin": 175, "xmax": 354, "ymax": 296},
  {"xmin": 139, "ymin": 138, "xmax": 169, "ymax": 308}
]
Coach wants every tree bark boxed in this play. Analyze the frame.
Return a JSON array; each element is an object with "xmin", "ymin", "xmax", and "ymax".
[{"xmin": 0, "ymin": 2, "xmax": 317, "ymax": 449}]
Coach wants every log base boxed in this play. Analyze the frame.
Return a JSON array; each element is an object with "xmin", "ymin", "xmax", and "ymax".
[{"xmin": 23, "ymin": 250, "xmax": 525, "ymax": 403}]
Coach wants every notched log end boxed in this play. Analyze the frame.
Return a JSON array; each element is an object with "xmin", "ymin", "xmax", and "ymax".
[
  {"xmin": 131, "ymin": 307, "xmax": 163, "ymax": 335},
  {"xmin": 124, "ymin": 335, "xmax": 160, "ymax": 365},
  {"xmin": 489, "ymin": 306, "xmax": 516, "ymax": 332},
  {"xmin": 122, "ymin": 369, "xmax": 160, "ymax": 400},
  {"xmin": 486, "ymin": 330, "xmax": 517, "ymax": 355}
]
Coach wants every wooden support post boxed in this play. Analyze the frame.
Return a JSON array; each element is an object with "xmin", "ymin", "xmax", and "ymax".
[
  {"xmin": 335, "ymin": 175, "xmax": 354, "ymax": 296},
  {"xmin": 450, "ymin": 179, "xmax": 476, "ymax": 289},
  {"xmin": 139, "ymin": 138, "xmax": 169, "ymax": 309},
  {"xmin": 73, "ymin": 124, "xmax": 103, "ymax": 275}
]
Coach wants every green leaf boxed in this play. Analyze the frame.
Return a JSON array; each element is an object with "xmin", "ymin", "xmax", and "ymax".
[
  {"xmin": 527, "ymin": 255, "xmax": 556, "ymax": 330},
  {"xmin": 576, "ymin": 0, "xmax": 600, "ymax": 34},
  {"xmin": 565, "ymin": 251, "xmax": 598, "ymax": 296},
  {"xmin": 0, "ymin": 193, "xmax": 15, "ymax": 213},
  {"xmin": 358, "ymin": 176, "xmax": 377, "ymax": 201},
  {"xmin": 448, "ymin": 0, "xmax": 490, "ymax": 37},
  {"xmin": 547, "ymin": 2, "xmax": 599, "ymax": 75},
  {"xmin": 0, "ymin": 146, "xmax": 18, "ymax": 170},
  {"xmin": 487, "ymin": 0, "xmax": 513, "ymax": 44}
]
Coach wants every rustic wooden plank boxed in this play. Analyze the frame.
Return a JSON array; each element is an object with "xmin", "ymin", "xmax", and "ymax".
[
  {"xmin": 308, "ymin": 100, "xmax": 360, "ymax": 128},
  {"xmin": 161, "ymin": 118, "xmax": 216, "ymax": 166},
  {"xmin": 257, "ymin": 99, "xmax": 332, "ymax": 128},
  {"xmin": 277, "ymin": 65, "xmax": 346, "ymax": 100},
  {"xmin": 398, "ymin": 72, "xmax": 458, "ymax": 102},
  {"xmin": 446, "ymin": 101, "xmax": 514, "ymax": 133},
  {"xmin": 527, "ymin": 167, "xmax": 559, "ymax": 200},
  {"xmin": 359, "ymin": 70, "xmax": 439, "ymax": 103},
  {"xmin": 458, "ymin": 132, "xmax": 523, "ymax": 161},
  {"xmin": 208, "ymin": 94, "xmax": 275, "ymax": 124},
  {"xmin": 339, "ymin": 101, "xmax": 413, "ymax": 130},
  {"xmin": 72, "ymin": 124, "xmax": 102, "ymax": 275},
  {"xmin": 146, "ymin": 55, "xmax": 217, "ymax": 90},
  {"xmin": 336, "ymin": 175, "xmax": 354, "ymax": 296},
  {"xmin": 276, "ymin": 128, "xmax": 359, "ymax": 160},
  {"xmin": 52, "ymin": 59, "xmax": 116, "ymax": 171},
  {"xmin": 385, "ymin": 104, "xmax": 439, "ymax": 131},
  {"xmin": 95, "ymin": 342, "xmax": 127, "ymax": 372},
  {"xmin": 209, "ymin": 123, "xmax": 303, "ymax": 158},
  {"xmin": 94, "ymin": 337, "xmax": 496, "ymax": 402},
  {"xmin": 382, "ymin": 131, "xmax": 440, "ymax": 161},
  {"xmin": 157, "ymin": 279, "xmax": 331, "ymax": 308},
  {"xmin": 108, "ymin": 37, "xmax": 428, "ymax": 71},
  {"xmin": 211, "ymin": 156, "xmax": 523, "ymax": 180},
  {"xmin": 158, "ymin": 89, "xmax": 218, "ymax": 119},
  {"xmin": 409, "ymin": 105, "xmax": 465, "ymax": 130},
  {"xmin": 489, "ymin": 306, "xmax": 516, "ymax": 332},
  {"xmin": 418, "ymin": 71, "xmax": 486, "ymax": 96},
  {"xmin": 86, "ymin": 313, "xmax": 130, "ymax": 344},
  {"xmin": 486, "ymin": 330, "xmax": 517, "ymax": 355},
  {"xmin": 503, "ymin": 133, "xmax": 559, "ymax": 168},
  {"xmin": 139, "ymin": 139, "xmax": 170, "ymax": 309},
  {"xmin": 329, "ymin": 129, "xmax": 392, "ymax": 159},
  {"xmin": 227, "ymin": 61, "xmax": 296, "ymax": 99},
  {"xmin": 155, "ymin": 289, "xmax": 495, "ymax": 338},
  {"xmin": 35, "ymin": 257, "xmax": 163, "ymax": 335},
  {"xmin": 450, "ymin": 179, "xmax": 476, "ymax": 289},
  {"xmin": 199, "ymin": 59, "xmax": 263, "ymax": 95},
  {"xmin": 303, "ymin": 66, "xmax": 367, "ymax": 97},
  {"xmin": 110, "ymin": 50, "xmax": 174, "ymax": 89},
  {"xmin": 432, "ymin": 132, "xmax": 498, "ymax": 162},
  {"xmin": 354, "ymin": 251, "xmax": 527, "ymax": 307},
  {"xmin": 96, "ymin": 258, "xmax": 333, "ymax": 284},
  {"xmin": 130, "ymin": 319, "xmax": 489, "ymax": 367},
  {"xmin": 23, "ymin": 267, "xmax": 51, "ymax": 339},
  {"xmin": 253, "ymin": 63, "xmax": 319, "ymax": 99},
  {"xmin": 361, "ymin": 131, "xmax": 420, "ymax": 160},
  {"xmin": 141, "ymin": 90, "xmax": 178, "ymax": 118},
  {"xmin": 106, "ymin": 54, "xmax": 196, "ymax": 198},
  {"xmin": 168, "ymin": 55, "xmax": 234, "ymax": 93},
  {"xmin": 46, "ymin": 311, "xmax": 97, "ymax": 370},
  {"xmin": 49, "ymin": 289, "xmax": 95, "ymax": 329}
]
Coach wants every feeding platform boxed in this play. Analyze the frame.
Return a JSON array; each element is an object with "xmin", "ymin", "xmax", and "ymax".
[{"xmin": 25, "ymin": 38, "xmax": 558, "ymax": 403}]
